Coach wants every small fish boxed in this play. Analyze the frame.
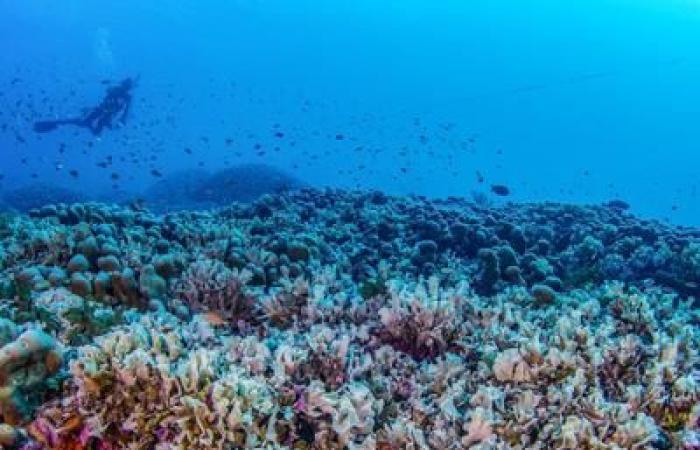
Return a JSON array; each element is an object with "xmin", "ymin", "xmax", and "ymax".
[
  {"xmin": 490, "ymin": 184, "xmax": 510, "ymax": 196},
  {"xmin": 476, "ymin": 171, "xmax": 484, "ymax": 183},
  {"xmin": 69, "ymin": 170, "xmax": 80, "ymax": 178},
  {"xmin": 150, "ymin": 169, "xmax": 163, "ymax": 177},
  {"xmin": 56, "ymin": 415, "xmax": 83, "ymax": 434},
  {"xmin": 200, "ymin": 311, "xmax": 227, "ymax": 327}
]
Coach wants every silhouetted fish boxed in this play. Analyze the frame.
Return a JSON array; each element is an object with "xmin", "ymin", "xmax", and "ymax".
[{"xmin": 491, "ymin": 184, "xmax": 510, "ymax": 196}]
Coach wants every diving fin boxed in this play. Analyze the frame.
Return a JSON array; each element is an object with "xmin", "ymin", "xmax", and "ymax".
[
  {"xmin": 33, "ymin": 121, "xmax": 61, "ymax": 133},
  {"xmin": 33, "ymin": 119, "xmax": 81, "ymax": 133}
]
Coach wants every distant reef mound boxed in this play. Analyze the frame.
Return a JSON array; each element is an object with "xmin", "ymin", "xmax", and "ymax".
[
  {"xmin": 143, "ymin": 164, "xmax": 305, "ymax": 211},
  {"xmin": 142, "ymin": 168, "xmax": 212, "ymax": 211},
  {"xmin": 190, "ymin": 164, "xmax": 305, "ymax": 204},
  {"xmin": 0, "ymin": 183, "xmax": 87, "ymax": 212}
]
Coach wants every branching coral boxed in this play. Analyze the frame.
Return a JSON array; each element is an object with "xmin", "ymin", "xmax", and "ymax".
[
  {"xmin": 35, "ymin": 316, "xmax": 278, "ymax": 449},
  {"xmin": 376, "ymin": 277, "xmax": 465, "ymax": 360},
  {"xmin": 260, "ymin": 276, "xmax": 311, "ymax": 328},
  {"xmin": 295, "ymin": 325, "xmax": 351, "ymax": 389},
  {"xmin": 298, "ymin": 380, "xmax": 381, "ymax": 448},
  {"xmin": 175, "ymin": 258, "xmax": 256, "ymax": 323}
]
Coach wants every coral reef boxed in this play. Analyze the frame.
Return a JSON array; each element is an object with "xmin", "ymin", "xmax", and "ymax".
[
  {"xmin": 0, "ymin": 329, "xmax": 62, "ymax": 426},
  {"xmin": 0, "ymin": 189, "xmax": 699, "ymax": 448}
]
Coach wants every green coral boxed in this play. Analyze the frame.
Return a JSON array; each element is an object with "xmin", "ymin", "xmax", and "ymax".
[
  {"xmin": 359, "ymin": 277, "xmax": 387, "ymax": 300},
  {"xmin": 0, "ymin": 278, "xmax": 15, "ymax": 300},
  {"xmin": 563, "ymin": 264, "xmax": 601, "ymax": 288},
  {"xmin": 13, "ymin": 304, "xmax": 61, "ymax": 335},
  {"xmin": 0, "ymin": 329, "xmax": 63, "ymax": 425},
  {"xmin": 62, "ymin": 300, "xmax": 121, "ymax": 345},
  {"xmin": 0, "ymin": 213, "xmax": 14, "ymax": 240},
  {"xmin": 680, "ymin": 242, "xmax": 700, "ymax": 279}
]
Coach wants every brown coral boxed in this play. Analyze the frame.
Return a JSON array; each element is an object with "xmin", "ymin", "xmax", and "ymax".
[{"xmin": 175, "ymin": 258, "xmax": 256, "ymax": 323}]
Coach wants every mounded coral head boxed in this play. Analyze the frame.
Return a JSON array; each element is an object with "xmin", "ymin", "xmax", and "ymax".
[{"xmin": 0, "ymin": 329, "xmax": 62, "ymax": 425}]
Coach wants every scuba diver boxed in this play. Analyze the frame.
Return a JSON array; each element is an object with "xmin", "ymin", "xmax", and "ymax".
[{"xmin": 34, "ymin": 77, "xmax": 136, "ymax": 135}]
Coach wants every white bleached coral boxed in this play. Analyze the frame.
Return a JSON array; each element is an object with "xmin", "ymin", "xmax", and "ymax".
[{"xmin": 48, "ymin": 314, "xmax": 278, "ymax": 449}]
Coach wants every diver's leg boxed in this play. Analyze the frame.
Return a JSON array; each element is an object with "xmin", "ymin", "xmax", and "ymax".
[
  {"xmin": 80, "ymin": 111, "xmax": 102, "ymax": 135},
  {"xmin": 93, "ymin": 116, "xmax": 108, "ymax": 135},
  {"xmin": 119, "ymin": 97, "xmax": 132, "ymax": 126},
  {"xmin": 33, "ymin": 120, "xmax": 63, "ymax": 133}
]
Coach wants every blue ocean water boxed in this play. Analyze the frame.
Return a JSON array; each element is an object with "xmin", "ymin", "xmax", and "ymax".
[
  {"xmin": 5, "ymin": 3, "xmax": 700, "ymax": 448},
  {"xmin": 1, "ymin": 0, "xmax": 700, "ymax": 224}
]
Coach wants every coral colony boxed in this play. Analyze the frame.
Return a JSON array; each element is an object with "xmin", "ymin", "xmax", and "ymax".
[{"xmin": 1, "ymin": 189, "xmax": 700, "ymax": 449}]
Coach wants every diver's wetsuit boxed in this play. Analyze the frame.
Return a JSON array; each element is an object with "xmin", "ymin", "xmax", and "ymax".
[{"xmin": 34, "ymin": 78, "xmax": 135, "ymax": 135}]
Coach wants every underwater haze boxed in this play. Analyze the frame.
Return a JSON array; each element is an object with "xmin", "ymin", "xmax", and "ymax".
[
  {"xmin": 1, "ymin": 0, "xmax": 700, "ymax": 222},
  {"xmin": 5, "ymin": 1, "xmax": 700, "ymax": 449}
]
